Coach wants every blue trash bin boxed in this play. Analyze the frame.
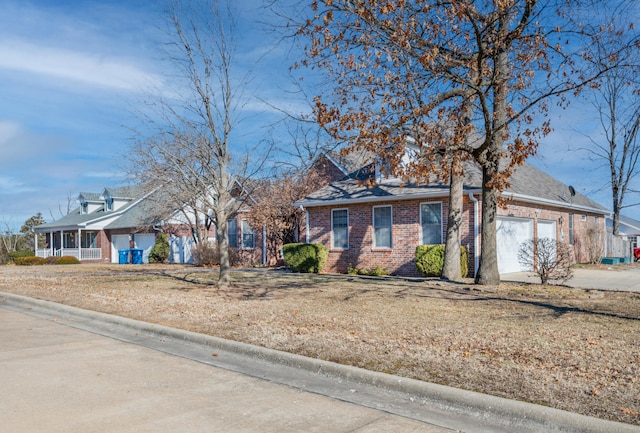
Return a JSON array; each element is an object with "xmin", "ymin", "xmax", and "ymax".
[
  {"xmin": 118, "ymin": 249, "xmax": 129, "ymax": 264},
  {"xmin": 130, "ymin": 248, "xmax": 143, "ymax": 265}
]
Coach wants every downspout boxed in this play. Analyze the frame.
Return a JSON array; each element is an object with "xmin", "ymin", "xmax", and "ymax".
[
  {"xmin": 299, "ymin": 205, "xmax": 309, "ymax": 244},
  {"xmin": 469, "ymin": 192, "xmax": 479, "ymax": 278},
  {"xmin": 262, "ymin": 224, "xmax": 267, "ymax": 265}
]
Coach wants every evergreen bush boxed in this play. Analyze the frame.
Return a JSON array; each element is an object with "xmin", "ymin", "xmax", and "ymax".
[
  {"xmin": 14, "ymin": 256, "xmax": 47, "ymax": 266},
  {"xmin": 55, "ymin": 256, "xmax": 81, "ymax": 265},
  {"xmin": 415, "ymin": 245, "xmax": 468, "ymax": 278},
  {"xmin": 282, "ymin": 243, "xmax": 328, "ymax": 273},
  {"xmin": 149, "ymin": 233, "xmax": 170, "ymax": 263}
]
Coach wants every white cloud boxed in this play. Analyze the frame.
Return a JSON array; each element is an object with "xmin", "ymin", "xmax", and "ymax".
[{"xmin": 0, "ymin": 41, "xmax": 163, "ymax": 92}]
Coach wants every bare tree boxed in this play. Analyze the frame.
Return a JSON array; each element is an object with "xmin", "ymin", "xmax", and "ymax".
[
  {"xmin": 295, "ymin": 0, "xmax": 630, "ymax": 285},
  {"xmin": 579, "ymin": 22, "xmax": 640, "ymax": 235},
  {"xmin": 130, "ymin": 0, "xmax": 264, "ymax": 289}
]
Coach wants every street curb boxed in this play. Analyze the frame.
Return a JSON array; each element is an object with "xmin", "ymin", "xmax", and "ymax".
[{"xmin": 2, "ymin": 291, "xmax": 638, "ymax": 433}]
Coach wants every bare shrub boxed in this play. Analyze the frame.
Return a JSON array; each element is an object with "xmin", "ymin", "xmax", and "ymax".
[
  {"xmin": 191, "ymin": 242, "xmax": 243, "ymax": 268},
  {"xmin": 518, "ymin": 238, "xmax": 574, "ymax": 284},
  {"xmin": 191, "ymin": 242, "xmax": 219, "ymax": 267}
]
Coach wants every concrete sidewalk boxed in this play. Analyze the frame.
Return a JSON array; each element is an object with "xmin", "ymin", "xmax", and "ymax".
[
  {"xmin": 502, "ymin": 267, "xmax": 640, "ymax": 292},
  {"xmin": 1, "ymin": 293, "xmax": 638, "ymax": 433}
]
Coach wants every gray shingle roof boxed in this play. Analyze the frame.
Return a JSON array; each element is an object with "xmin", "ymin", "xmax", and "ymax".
[
  {"xmin": 297, "ymin": 160, "xmax": 608, "ymax": 214},
  {"xmin": 36, "ymin": 184, "xmax": 155, "ymax": 231}
]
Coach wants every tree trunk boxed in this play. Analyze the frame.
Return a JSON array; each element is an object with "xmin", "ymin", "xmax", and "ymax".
[
  {"xmin": 442, "ymin": 157, "xmax": 464, "ymax": 281},
  {"xmin": 215, "ymin": 210, "xmax": 231, "ymax": 289},
  {"xmin": 475, "ymin": 166, "xmax": 501, "ymax": 285}
]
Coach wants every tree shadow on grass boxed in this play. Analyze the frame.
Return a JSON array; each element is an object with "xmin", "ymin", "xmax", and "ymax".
[{"xmin": 159, "ymin": 268, "xmax": 640, "ymax": 321}]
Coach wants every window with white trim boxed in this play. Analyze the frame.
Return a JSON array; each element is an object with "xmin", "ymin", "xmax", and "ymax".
[
  {"xmin": 241, "ymin": 220, "xmax": 254, "ymax": 249},
  {"xmin": 421, "ymin": 202, "xmax": 442, "ymax": 244},
  {"xmin": 373, "ymin": 205, "xmax": 392, "ymax": 248},
  {"xmin": 227, "ymin": 218, "xmax": 238, "ymax": 249},
  {"xmin": 331, "ymin": 209, "xmax": 349, "ymax": 249}
]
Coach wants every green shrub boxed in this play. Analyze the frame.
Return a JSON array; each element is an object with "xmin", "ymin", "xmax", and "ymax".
[
  {"xmin": 54, "ymin": 256, "xmax": 81, "ymax": 265},
  {"xmin": 7, "ymin": 250, "xmax": 34, "ymax": 263},
  {"xmin": 14, "ymin": 256, "xmax": 46, "ymax": 266},
  {"xmin": 149, "ymin": 233, "xmax": 170, "ymax": 263},
  {"xmin": 415, "ymin": 245, "xmax": 468, "ymax": 278},
  {"xmin": 348, "ymin": 264, "xmax": 389, "ymax": 277},
  {"xmin": 282, "ymin": 243, "xmax": 328, "ymax": 273}
]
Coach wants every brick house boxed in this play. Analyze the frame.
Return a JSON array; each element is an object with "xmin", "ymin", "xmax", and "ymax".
[
  {"xmin": 35, "ymin": 184, "xmax": 264, "ymax": 265},
  {"xmin": 295, "ymin": 159, "xmax": 608, "ymax": 278}
]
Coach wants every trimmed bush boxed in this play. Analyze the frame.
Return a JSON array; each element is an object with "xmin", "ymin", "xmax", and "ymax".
[
  {"xmin": 149, "ymin": 233, "xmax": 170, "ymax": 263},
  {"xmin": 14, "ymin": 256, "xmax": 47, "ymax": 266},
  {"xmin": 415, "ymin": 245, "xmax": 468, "ymax": 278},
  {"xmin": 55, "ymin": 256, "xmax": 81, "ymax": 265},
  {"xmin": 282, "ymin": 243, "xmax": 328, "ymax": 273},
  {"xmin": 7, "ymin": 250, "xmax": 34, "ymax": 264}
]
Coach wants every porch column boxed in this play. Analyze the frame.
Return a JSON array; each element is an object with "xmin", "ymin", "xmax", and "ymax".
[
  {"xmin": 50, "ymin": 230, "xmax": 54, "ymax": 256},
  {"xmin": 35, "ymin": 232, "xmax": 38, "ymax": 255},
  {"xmin": 78, "ymin": 228, "xmax": 82, "ymax": 260},
  {"xmin": 60, "ymin": 229, "xmax": 64, "ymax": 254}
]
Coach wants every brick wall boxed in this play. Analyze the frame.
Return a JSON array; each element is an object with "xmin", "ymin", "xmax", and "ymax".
[
  {"xmin": 309, "ymin": 196, "xmax": 476, "ymax": 277},
  {"xmin": 308, "ymin": 196, "xmax": 605, "ymax": 277}
]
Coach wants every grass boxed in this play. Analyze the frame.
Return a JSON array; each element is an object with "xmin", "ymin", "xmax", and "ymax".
[{"xmin": 0, "ymin": 263, "xmax": 638, "ymax": 425}]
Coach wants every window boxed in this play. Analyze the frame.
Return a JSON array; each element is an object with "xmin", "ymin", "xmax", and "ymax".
[
  {"xmin": 241, "ymin": 220, "xmax": 254, "ymax": 249},
  {"xmin": 568, "ymin": 212, "xmax": 574, "ymax": 245},
  {"xmin": 82, "ymin": 232, "xmax": 97, "ymax": 248},
  {"xmin": 421, "ymin": 202, "xmax": 442, "ymax": 244},
  {"xmin": 106, "ymin": 197, "xmax": 114, "ymax": 211},
  {"xmin": 373, "ymin": 206, "xmax": 392, "ymax": 248},
  {"xmin": 81, "ymin": 202, "xmax": 88, "ymax": 214},
  {"xmin": 227, "ymin": 218, "xmax": 238, "ymax": 248},
  {"xmin": 331, "ymin": 209, "xmax": 349, "ymax": 249}
]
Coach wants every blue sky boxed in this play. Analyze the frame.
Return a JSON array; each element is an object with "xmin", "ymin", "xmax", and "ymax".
[
  {"xmin": 0, "ymin": 0, "xmax": 304, "ymax": 230},
  {"xmin": 0, "ymin": 0, "xmax": 631, "ymax": 231}
]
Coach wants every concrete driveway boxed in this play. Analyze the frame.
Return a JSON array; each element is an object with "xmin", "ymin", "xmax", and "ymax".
[{"xmin": 502, "ymin": 266, "xmax": 640, "ymax": 292}]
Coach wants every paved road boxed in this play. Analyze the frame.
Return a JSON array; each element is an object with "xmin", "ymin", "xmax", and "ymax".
[
  {"xmin": 1, "ymin": 293, "xmax": 637, "ymax": 433},
  {"xmin": 502, "ymin": 267, "xmax": 640, "ymax": 292},
  {"xmin": 0, "ymin": 308, "xmax": 449, "ymax": 433}
]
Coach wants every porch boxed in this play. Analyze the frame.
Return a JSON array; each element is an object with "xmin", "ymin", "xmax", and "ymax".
[
  {"xmin": 35, "ymin": 229, "xmax": 103, "ymax": 262},
  {"xmin": 36, "ymin": 248, "xmax": 102, "ymax": 261}
]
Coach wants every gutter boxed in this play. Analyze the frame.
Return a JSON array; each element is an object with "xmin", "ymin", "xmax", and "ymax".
[
  {"xmin": 501, "ymin": 192, "xmax": 608, "ymax": 215},
  {"xmin": 294, "ymin": 189, "xmax": 482, "ymax": 208}
]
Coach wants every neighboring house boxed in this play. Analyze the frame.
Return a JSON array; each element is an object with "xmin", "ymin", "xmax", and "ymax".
[
  {"xmin": 607, "ymin": 214, "xmax": 640, "ymax": 249},
  {"xmin": 35, "ymin": 185, "xmax": 264, "ymax": 265},
  {"xmin": 295, "ymin": 155, "xmax": 609, "ymax": 278}
]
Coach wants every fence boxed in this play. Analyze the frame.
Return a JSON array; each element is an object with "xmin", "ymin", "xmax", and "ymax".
[{"xmin": 604, "ymin": 233, "xmax": 631, "ymax": 258}]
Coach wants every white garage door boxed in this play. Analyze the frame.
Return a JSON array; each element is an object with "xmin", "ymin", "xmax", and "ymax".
[
  {"xmin": 134, "ymin": 234, "xmax": 156, "ymax": 264},
  {"xmin": 537, "ymin": 220, "xmax": 556, "ymax": 242},
  {"xmin": 111, "ymin": 235, "xmax": 130, "ymax": 263},
  {"xmin": 497, "ymin": 217, "xmax": 533, "ymax": 274}
]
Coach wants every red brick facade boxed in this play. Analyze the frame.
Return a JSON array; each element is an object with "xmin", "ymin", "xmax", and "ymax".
[{"xmin": 307, "ymin": 195, "xmax": 605, "ymax": 277}]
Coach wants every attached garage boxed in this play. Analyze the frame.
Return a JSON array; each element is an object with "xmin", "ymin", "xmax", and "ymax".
[
  {"xmin": 111, "ymin": 234, "xmax": 130, "ymax": 263},
  {"xmin": 537, "ymin": 220, "xmax": 557, "ymax": 242},
  {"xmin": 496, "ymin": 217, "xmax": 533, "ymax": 274},
  {"xmin": 134, "ymin": 233, "xmax": 156, "ymax": 264}
]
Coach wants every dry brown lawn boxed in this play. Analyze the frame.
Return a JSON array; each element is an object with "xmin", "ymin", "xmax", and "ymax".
[{"xmin": 1, "ymin": 263, "xmax": 639, "ymax": 426}]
